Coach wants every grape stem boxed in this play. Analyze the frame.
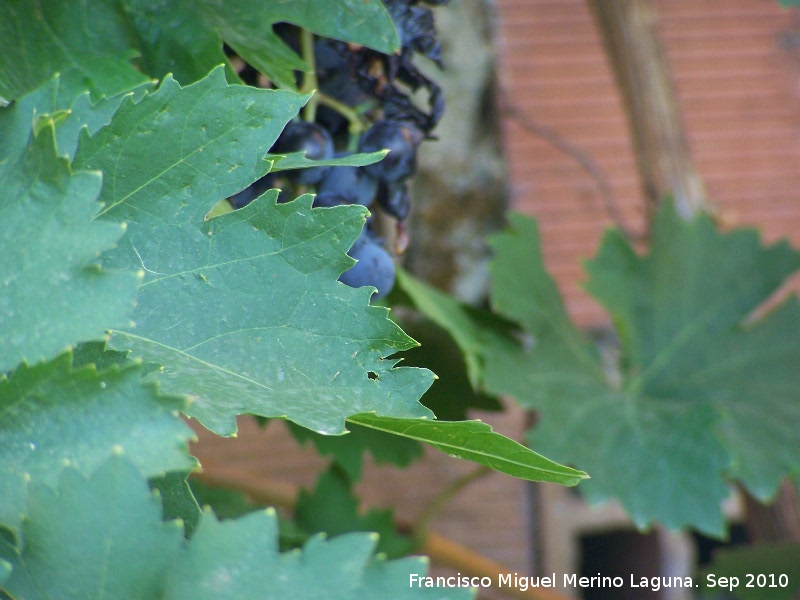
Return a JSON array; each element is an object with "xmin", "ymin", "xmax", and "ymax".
[
  {"xmin": 297, "ymin": 26, "xmax": 366, "ymax": 150},
  {"xmin": 300, "ymin": 28, "xmax": 319, "ymax": 122},
  {"xmin": 316, "ymin": 92, "xmax": 368, "ymax": 152},
  {"xmin": 412, "ymin": 465, "xmax": 491, "ymax": 544}
]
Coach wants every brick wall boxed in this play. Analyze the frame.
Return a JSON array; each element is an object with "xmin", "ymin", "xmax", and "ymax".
[{"xmin": 496, "ymin": 0, "xmax": 800, "ymax": 326}]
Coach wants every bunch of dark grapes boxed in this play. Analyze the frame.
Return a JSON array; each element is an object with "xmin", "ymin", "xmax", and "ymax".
[{"xmin": 228, "ymin": 0, "xmax": 447, "ymax": 300}]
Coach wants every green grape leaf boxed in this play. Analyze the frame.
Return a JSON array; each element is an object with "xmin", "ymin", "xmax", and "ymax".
[
  {"xmin": 0, "ymin": 0, "xmax": 151, "ymax": 101},
  {"xmin": 71, "ymin": 341, "xmax": 132, "ymax": 371},
  {"xmin": 481, "ymin": 205, "xmax": 800, "ymax": 535},
  {"xmin": 348, "ymin": 414, "xmax": 588, "ymax": 486},
  {"xmin": 0, "ymin": 555, "xmax": 9, "ymax": 586},
  {"xmin": 700, "ymin": 543, "xmax": 800, "ymax": 599},
  {"xmin": 0, "ymin": 456, "xmax": 186, "ymax": 600},
  {"xmin": 295, "ymin": 467, "xmax": 413, "ymax": 558},
  {"xmin": 55, "ymin": 83, "xmax": 154, "ymax": 161},
  {"xmin": 127, "ymin": 0, "xmax": 399, "ymax": 89},
  {"xmin": 166, "ymin": 510, "xmax": 471, "ymax": 600},
  {"xmin": 287, "ymin": 420, "xmax": 423, "ymax": 481},
  {"xmin": 150, "ymin": 471, "xmax": 202, "ymax": 538},
  {"xmin": 215, "ymin": 0, "xmax": 399, "ymax": 90},
  {"xmin": 0, "ymin": 76, "xmax": 152, "ymax": 171},
  {"xmin": 0, "ymin": 121, "xmax": 141, "ymax": 374},
  {"xmin": 0, "ymin": 353, "xmax": 197, "ymax": 532},
  {"xmin": 73, "ymin": 67, "xmax": 434, "ymax": 436},
  {"xmin": 126, "ymin": 0, "xmax": 232, "ymax": 89},
  {"xmin": 188, "ymin": 479, "xmax": 262, "ymax": 521},
  {"xmin": 252, "ymin": 0, "xmax": 399, "ymax": 53},
  {"xmin": 72, "ymin": 67, "xmax": 306, "ymax": 218},
  {"xmin": 397, "ymin": 315, "xmax": 502, "ymax": 421},
  {"xmin": 188, "ymin": 479, "xmax": 308, "ymax": 550},
  {"xmin": 113, "ymin": 193, "xmax": 433, "ymax": 436},
  {"xmin": 0, "ymin": 456, "xmax": 473, "ymax": 599},
  {"xmin": 0, "ymin": 77, "xmax": 76, "ymax": 169},
  {"xmin": 395, "ymin": 267, "xmax": 495, "ymax": 388}
]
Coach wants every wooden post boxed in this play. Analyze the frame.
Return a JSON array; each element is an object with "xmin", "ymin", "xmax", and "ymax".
[
  {"xmin": 585, "ymin": 0, "xmax": 707, "ymax": 225},
  {"xmin": 743, "ymin": 483, "xmax": 800, "ymax": 545}
]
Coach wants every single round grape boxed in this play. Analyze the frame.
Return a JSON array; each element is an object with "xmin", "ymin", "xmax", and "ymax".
[
  {"xmin": 385, "ymin": 2, "xmax": 442, "ymax": 66},
  {"xmin": 359, "ymin": 119, "xmax": 424, "ymax": 182},
  {"xmin": 315, "ymin": 38, "xmax": 366, "ymax": 105},
  {"xmin": 339, "ymin": 233, "xmax": 396, "ymax": 300},
  {"xmin": 272, "ymin": 121, "xmax": 334, "ymax": 185},
  {"xmin": 312, "ymin": 193, "xmax": 349, "ymax": 209},
  {"xmin": 228, "ymin": 173, "xmax": 280, "ymax": 208},
  {"xmin": 376, "ymin": 181, "xmax": 411, "ymax": 221},
  {"xmin": 317, "ymin": 162, "xmax": 378, "ymax": 206}
]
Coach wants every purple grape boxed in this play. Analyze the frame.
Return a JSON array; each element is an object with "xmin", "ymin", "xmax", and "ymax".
[
  {"xmin": 228, "ymin": 173, "xmax": 282, "ymax": 208},
  {"xmin": 317, "ymin": 162, "xmax": 378, "ymax": 206},
  {"xmin": 359, "ymin": 120, "xmax": 424, "ymax": 182},
  {"xmin": 376, "ymin": 181, "xmax": 411, "ymax": 221},
  {"xmin": 339, "ymin": 233, "xmax": 396, "ymax": 300},
  {"xmin": 385, "ymin": 2, "xmax": 442, "ymax": 66},
  {"xmin": 312, "ymin": 193, "xmax": 348, "ymax": 209}
]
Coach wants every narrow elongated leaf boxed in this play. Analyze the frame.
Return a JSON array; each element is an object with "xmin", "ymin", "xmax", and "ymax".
[
  {"xmin": 267, "ymin": 149, "xmax": 387, "ymax": 172},
  {"xmin": 348, "ymin": 414, "xmax": 587, "ymax": 485},
  {"xmin": 0, "ymin": 0, "xmax": 150, "ymax": 101},
  {"xmin": 0, "ymin": 122, "xmax": 140, "ymax": 373},
  {"xmin": 74, "ymin": 68, "xmax": 434, "ymax": 436},
  {"xmin": 0, "ymin": 353, "xmax": 196, "ymax": 531}
]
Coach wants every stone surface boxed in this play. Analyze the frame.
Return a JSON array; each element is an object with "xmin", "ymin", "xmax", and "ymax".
[{"xmin": 404, "ymin": 0, "xmax": 510, "ymax": 304}]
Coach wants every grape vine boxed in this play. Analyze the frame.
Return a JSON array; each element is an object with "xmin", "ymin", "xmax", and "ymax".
[
  {"xmin": 1, "ymin": 1, "xmax": 589, "ymax": 597},
  {"xmin": 228, "ymin": 0, "xmax": 447, "ymax": 300}
]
